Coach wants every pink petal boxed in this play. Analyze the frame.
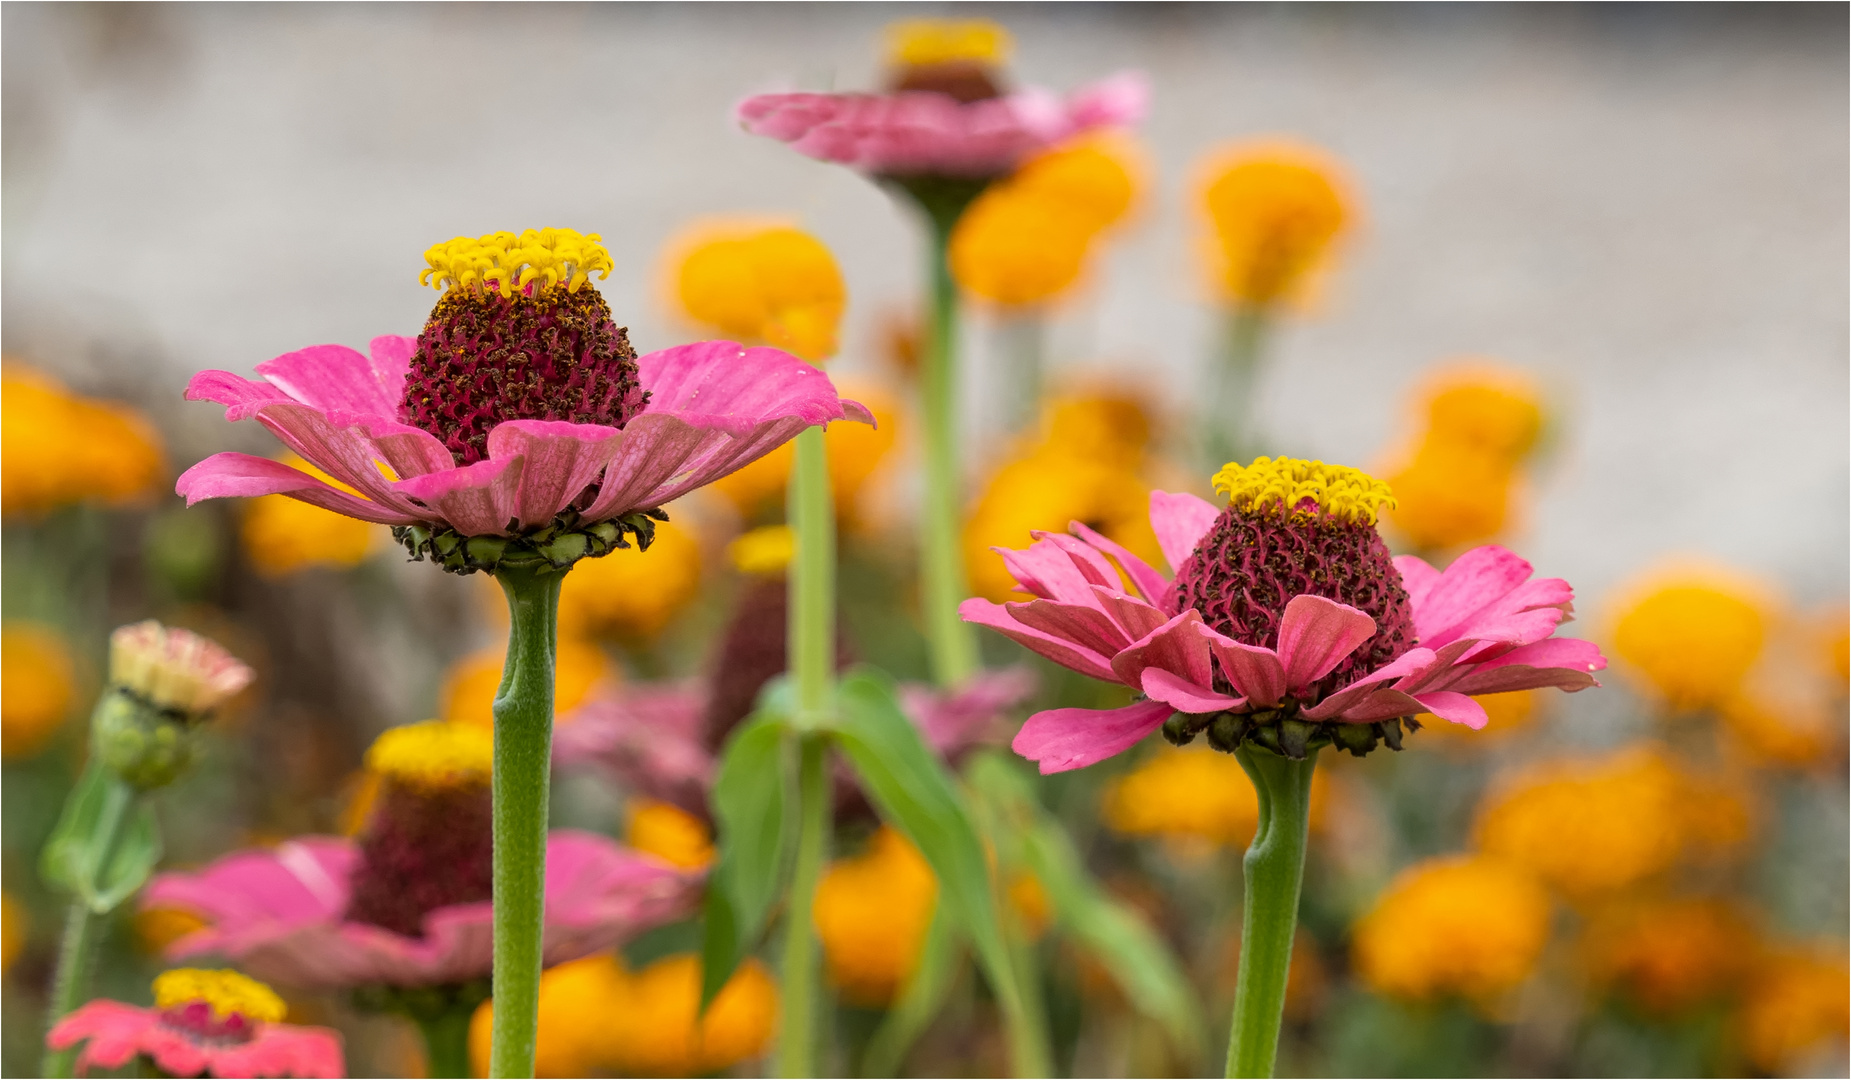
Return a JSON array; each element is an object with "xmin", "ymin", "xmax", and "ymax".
[
  {"xmin": 175, "ymin": 453, "xmax": 421, "ymax": 525},
  {"xmin": 485, "ymin": 420, "xmax": 624, "ymax": 530},
  {"xmin": 1090, "ymin": 585, "xmax": 1173, "ymax": 645},
  {"xmin": 1150, "ymin": 490, "xmax": 1220, "ymax": 572},
  {"xmin": 1446, "ymin": 638, "xmax": 1607, "ymax": 695},
  {"xmin": 898, "ymin": 666, "xmax": 1039, "ymax": 756},
  {"xmin": 1005, "ymin": 598, "xmax": 1139, "ymax": 660},
  {"xmin": 1033, "ymin": 531, "xmax": 1123, "ymax": 592},
  {"xmin": 1299, "ymin": 647, "xmax": 1440, "ymax": 720},
  {"xmin": 1392, "ymin": 554, "xmax": 1443, "ymax": 611},
  {"xmin": 1069, "ymin": 520, "xmax": 1169, "ymax": 604},
  {"xmin": 1141, "ymin": 667, "xmax": 1243, "ymax": 714},
  {"xmin": 249, "ymin": 402, "xmax": 435, "ymax": 515},
  {"xmin": 1407, "ymin": 545, "xmax": 1536, "ymax": 646},
  {"xmin": 395, "ymin": 455, "xmax": 526, "ymax": 537},
  {"xmin": 997, "ymin": 537, "xmax": 1111, "ymax": 606},
  {"xmin": 256, "ymin": 343, "xmax": 402, "ymax": 421},
  {"xmin": 368, "ymin": 334, "xmax": 417, "ymax": 398},
  {"xmin": 1110, "ymin": 609, "xmax": 1216, "ymax": 691},
  {"xmin": 1011, "ymin": 700, "xmax": 1174, "ymax": 774},
  {"xmin": 637, "ymin": 340, "xmax": 857, "ymax": 429},
  {"xmin": 960, "ymin": 598, "xmax": 1119, "ymax": 682},
  {"xmin": 1412, "ymin": 691, "xmax": 1489, "ymax": 730},
  {"xmin": 1066, "ymin": 70, "xmax": 1151, "ymax": 128},
  {"xmin": 185, "ymin": 369, "xmax": 295, "ymax": 421},
  {"xmin": 1439, "ymin": 576, "xmax": 1576, "ymax": 652},
  {"xmin": 1276, "ymin": 595, "xmax": 1379, "ymax": 694},
  {"xmin": 1198, "ymin": 623, "xmax": 1288, "ymax": 708}
]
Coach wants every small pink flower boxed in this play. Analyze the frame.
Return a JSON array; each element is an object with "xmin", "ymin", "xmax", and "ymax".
[
  {"xmin": 738, "ymin": 71, "xmax": 1147, "ymax": 179},
  {"xmin": 48, "ymin": 996, "xmax": 343, "ymax": 1078},
  {"xmin": 962, "ymin": 472, "xmax": 1606, "ymax": 773},
  {"xmin": 898, "ymin": 665, "xmax": 1039, "ymax": 757},
  {"xmin": 142, "ymin": 831, "xmax": 698, "ymax": 991}
]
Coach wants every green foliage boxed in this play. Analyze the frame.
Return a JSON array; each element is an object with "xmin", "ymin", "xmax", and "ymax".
[
  {"xmin": 700, "ymin": 708, "xmax": 796, "ymax": 1008},
  {"xmin": 40, "ymin": 761, "xmax": 162, "ymax": 914}
]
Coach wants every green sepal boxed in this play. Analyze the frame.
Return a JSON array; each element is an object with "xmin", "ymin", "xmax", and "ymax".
[
  {"xmin": 41, "ymin": 761, "xmax": 163, "ymax": 914},
  {"xmin": 699, "ymin": 708, "xmax": 796, "ymax": 1010},
  {"xmin": 394, "ymin": 507, "xmax": 668, "ymax": 577}
]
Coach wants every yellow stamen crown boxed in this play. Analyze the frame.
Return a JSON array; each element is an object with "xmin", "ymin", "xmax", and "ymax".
[
  {"xmin": 1213, "ymin": 456, "xmax": 1396, "ymax": 525},
  {"xmin": 365, "ymin": 719, "xmax": 493, "ymax": 789},
  {"xmin": 421, "ymin": 228, "xmax": 614, "ymax": 295},
  {"xmin": 153, "ymin": 968, "xmax": 286, "ymax": 1023},
  {"xmin": 885, "ymin": 19, "xmax": 1011, "ymax": 68}
]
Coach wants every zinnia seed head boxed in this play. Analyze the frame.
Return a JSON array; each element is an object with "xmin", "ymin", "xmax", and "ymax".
[
  {"xmin": 404, "ymin": 228, "xmax": 647, "ymax": 467},
  {"xmin": 1173, "ymin": 457, "xmax": 1414, "ymax": 698}
]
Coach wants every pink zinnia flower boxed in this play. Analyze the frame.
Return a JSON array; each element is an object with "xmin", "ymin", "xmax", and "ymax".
[
  {"xmin": 176, "ymin": 229, "xmax": 869, "ymax": 571},
  {"xmin": 738, "ymin": 19, "xmax": 1144, "ymax": 180},
  {"xmin": 960, "ymin": 457, "xmax": 1606, "ymax": 773},
  {"xmin": 47, "ymin": 968, "xmax": 344, "ymax": 1078}
]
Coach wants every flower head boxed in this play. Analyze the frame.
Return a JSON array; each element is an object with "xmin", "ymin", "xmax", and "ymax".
[
  {"xmin": 179, "ymin": 230, "xmax": 869, "ymax": 575},
  {"xmin": 885, "ymin": 18, "xmax": 1012, "ymax": 97},
  {"xmin": 625, "ymin": 798, "xmax": 714, "ymax": 871},
  {"xmin": 3, "ymin": 621, "xmax": 76, "ymax": 760},
  {"xmin": 46, "ymin": 969, "xmax": 344, "ymax": 1078},
  {"xmin": 1104, "ymin": 747, "xmax": 1259, "ymax": 847},
  {"xmin": 1196, "ymin": 140, "xmax": 1356, "ymax": 308},
  {"xmin": 2, "ymin": 364, "xmax": 165, "ymax": 518},
  {"xmin": 241, "ymin": 454, "xmax": 377, "ymax": 577},
  {"xmin": 813, "ymin": 826, "xmax": 938, "ymax": 1006},
  {"xmin": 965, "ymin": 443, "xmax": 1160, "ymax": 603},
  {"xmin": 669, "ymin": 221, "xmax": 846, "ymax": 362},
  {"xmin": 1580, "ymin": 896, "xmax": 1760, "ymax": 1016},
  {"xmin": 1350, "ymin": 855, "xmax": 1552, "ymax": 1005},
  {"xmin": 1382, "ymin": 364, "xmax": 1548, "ymax": 552},
  {"xmin": 1736, "ymin": 943, "xmax": 1850, "ymax": 1075},
  {"xmin": 962, "ymin": 455, "xmax": 1605, "ymax": 772},
  {"xmin": 1608, "ymin": 564, "xmax": 1769, "ymax": 712},
  {"xmin": 110, "ymin": 620, "xmax": 253, "ymax": 717}
]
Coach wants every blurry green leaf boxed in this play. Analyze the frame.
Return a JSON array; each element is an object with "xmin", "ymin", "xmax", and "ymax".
[
  {"xmin": 968, "ymin": 751, "xmax": 1208, "ymax": 1066},
  {"xmin": 40, "ymin": 761, "xmax": 112, "ymax": 897},
  {"xmin": 862, "ymin": 908, "xmax": 964, "ymax": 1078},
  {"xmin": 700, "ymin": 708, "xmax": 794, "ymax": 1009},
  {"xmin": 40, "ymin": 760, "xmax": 162, "ymax": 913},
  {"xmin": 833, "ymin": 669, "xmax": 1038, "ymax": 1062},
  {"xmin": 93, "ymin": 801, "xmax": 161, "ymax": 912}
]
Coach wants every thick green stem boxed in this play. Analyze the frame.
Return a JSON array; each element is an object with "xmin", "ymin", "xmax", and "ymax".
[
  {"xmin": 487, "ymin": 564, "xmax": 564, "ymax": 1079},
  {"xmin": 1225, "ymin": 745, "xmax": 1318, "ymax": 1078},
  {"xmin": 788, "ymin": 426, "xmax": 835, "ymax": 729},
  {"xmin": 921, "ymin": 213, "xmax": 981, "ymax": 689},
  {"xmin": 42, "ymin": 769, "xmax": 134, "ymax": 1078},
  {"xmin": 1200, "ymin": 305, "xmax": 1269, "ymax": 473},
  {"xmin": 776, "ymin": 735, "xmax": 831, "ymax": 1078},
  {"xmin": 418, "ymin": 1010, "xmax": 475, "ymax": 1079}
]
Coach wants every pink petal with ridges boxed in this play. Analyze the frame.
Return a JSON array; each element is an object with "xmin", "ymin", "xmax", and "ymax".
[
  {"xmin": 1091, "ymin": 585, "xmax": 1171, "ymax": 645},
  {"xmin": 1406, "ymin": 545, "xmax": 1535, "ymax": 645},
  {"xmin": 1393, "ymin": 554, "xmax": 1443, "ymax": 611},
  {"xmin": 1299, "ymin": 647, "xmax": 1439, "ymax": 720},
  {"xmin": 1198, "ymin": 623, "xmax": 1288, "ymax": 707},
  {"xmin": 185, "ymin": 369, "xmax": 295, "ymax": 421},
  {"xmin": 1011, "ymin": 699, "xmax": 1173, "ymax": 774},
  {"xmin": 368, "ymin": 334, "xmax": 417, "ymax": 397},
  {"xmin": 1150, "ymin": 490, "xmax": 1220, "ymax": 572},
  {"xmin": 486, "ymin": 420, "xmax": 624, "ymax": 529},
  {"xmin": 1068, "ymin": 520, "xmax": 1169, "ymax": 603},
  {"xmin": 1006, "ymin": 598, "xmax": 1138, "ymax": 660},
  {"xmin": 256, "ymin": 343, "xmax": 400, "ymax": 420},
  {"xmin": 1110, "ymin": 609, "xmax": 1216, "ymax": 689},
  {"xmin": 1412, "ymin": 691, "xmax": 1489, "ymax": 730},
  {"xmin": 1276, "ymin": 595, "xmax": 1379, "ymax": 694},
  {"xmin": 1033, "ymin": 531, "xmax": 1122, "ymax": 591},
  {"xmin": 249, "ymin": 402, "xmax": 431, "ymax": 514},
  {"xmin": 959, "ymin": 598, "xmax": 1119, "ymax": 682},
  {"xmin": 1141, "ymin": 667, "xmax": 1243, "ymax": 713},
  {"xmin": 1445, "ymin": 638, "xmax": 1606, "ymax": 695},
  {"xmin": 396, "ymin": 455, "xmax": 525, "ymax": 538},
  {"xmin": 176, "ymin": 454, "xmax": 421, "ymax": 525}
]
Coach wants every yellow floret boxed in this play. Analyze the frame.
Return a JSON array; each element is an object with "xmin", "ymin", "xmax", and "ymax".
[
  {"xmin": 421, "ymin": 228, "xmax": 613, "ymax": 294},
  {"xmin": 885, "ymin": 18, "xmax": 1011, "ymax": 68},
  {"xmin": 1213, "ymin": 456, "xmax": 1396, "ymax": 525},
  {"xmin": 364, "ymin": 719, "xmax": 493, "ymax": 790},
  {"xmin": 152, "ymin": 968, "xmax": 286, "ymax": 1023}
]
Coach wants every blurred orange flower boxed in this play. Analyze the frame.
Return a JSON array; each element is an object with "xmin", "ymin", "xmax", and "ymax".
[
  {"xmin": 1580, "ymin": 896, "xmax": 1760, "ymax": 1016},
  {"xmin": 1195, "ymin": 139, "xmax": 1356, "ymax": 309},
  {"xmin": 665, "ymin": 220, "xmax": 845, "ymax": 363},
  {"xmin": 2, "ymin": 621, "xmax": 76, "ymax": 760},
  {"xmin": 1735, "ymin": 943, "xmax": 1850, "ymax": 1076},
  {"xmin": 240, "ymin": 454, "xmax": 377, "ymax": 578},
  {"xmin": 1351, "ymin": 854, "xmax": 1552, "ymax": 1005},
  {"xmin": 2, "ymin": 364, "xmax": 165, "ymax": 518},
  {"xmin": 625, "ymin": 798, "xmax": 714, "ymax": 871},
  {"xmin": 1607, "ymin": 564, "xmax": 1770, "ymax": 713},
  {"xmin": 1382, "ymin": 363, "xmax": 1547, "ymax": 552},
  {"xmin": 707, "ymin": 382, "xmax": 901, "ymax": 529},
  {"xmin": 556, "ymin": 519, "xmax": 702, "ymax": 643},
  {"xmin": 441, "ymin": 638, "xmax": 612, "ymax": 730},
  {"xmin": 812, "ymin": 826, "xmax": 939, "ymax": 1007}
]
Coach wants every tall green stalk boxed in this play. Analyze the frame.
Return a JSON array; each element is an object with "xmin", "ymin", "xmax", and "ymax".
[
  {"xmin": 418, "ymin": 1011, "xmax": 475, "ymax": 1079},
  {"xmin": 776, "ymin": 424, "xmax": 836, "ymax": 1076},
  {"xmin": 487, "ymin": 563, "xmax": 563, "ymax": 1079},
  {"xmin": 40, "ymin": 771, "xmax": 132, "ymax": 1078},
  {"xmin": 917, "ymin": 200, "xmax": 981, "ymax": 689},
  {"xmin": 1200, "ymin": 304, "xmax": 1269, "ymax": 473},
  {"xmin": 1225, "ymin": 745, "xmax": 1319, "ymax": 1079}
]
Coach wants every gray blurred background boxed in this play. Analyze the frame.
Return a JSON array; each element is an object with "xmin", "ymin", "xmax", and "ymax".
[{"xmin": 4, "ymin": 1, "xmax": 1846, "ymax": 609}]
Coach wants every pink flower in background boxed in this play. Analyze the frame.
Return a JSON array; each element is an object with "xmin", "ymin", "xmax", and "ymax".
[
  {"xmin": 177, "ymin": 338, "xmax": 870, "ymax": 542},
  {"xmin": 738, "ymin": 71, "xmax": 1147, "ymax": 179},
  {"xmin": 555, "ymin": 682, "xmax": 715, "ymax": 816},
  {"xmin": 898, "ymin": 665, "xmax": 1039, "ymax": 756},
  {"xmin": 962, "ymin": 466, "xmax": 1606, "ymax": 773},
  {"xmin": 48, "ymin": 983, "xmax": 344, "ymax": 1079},
  {"xmin": 142, "ymin": 831, "xmax": 698, "ymax": 991}
]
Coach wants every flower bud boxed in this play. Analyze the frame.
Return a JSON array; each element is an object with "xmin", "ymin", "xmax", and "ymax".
[{"xmin": 95, "ymin": 621, "xmax": 253, "ymax": 789}]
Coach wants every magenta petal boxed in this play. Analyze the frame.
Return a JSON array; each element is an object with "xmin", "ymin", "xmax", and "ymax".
[
  {"xmin": 1300, "ymin": 647, "xmax": 1440, "ymax": 720},
  {"xmin": 1011, "ymin": 700, "xmax": 1173, "ymax": 774},
  {"xmin": 1437, "ymin": 576, "xmax": 1576, "ymax": 651},
  {"xmin": 368, "ymin": 334, "xmax": 417, "ymax": 398},
  {"xmin": 185, "ymin": 369, "xmax": 296, "ymax": 421},
  {"xmin": 256, "ymin": 343, "xmax": 401, "ymax": 421},
  {"xmin": 1150, "ymin": 490, "xmax": 1220, "ymax": 572},
  {"xmin": 637, "ymin": 340, "xmax": 857, "ymax": 429},
  {"xmin": 1033, "ymin": 531, "xmax": 1123, "ymax": 591},
  {"xmin": 1066, "ymin": 70, "xmax": 1150, "ymax": 128},
  {"xmin": 1412, "ymin": 691, "xmax": 1489, "ymax": 730},
  {"xmin": 176, "ymin": 453, "xmax": 420, "ymax": 525},
  {"xmin": 960, "ymin": 598, "xmax": 1119, "ymax": 682},
  {"xmin": 1407, "ymin": 545, "xmax": 1536, "ymax": 646},
  {"xmin": 1141, "ymin": 667, "xmax": 1243, "ymax": 713},
  {"xmin": 1110, "ymin": 609, "xmax": 1216, "ymax": 690},
  {"xmin": 997, "ymin": 537, "xmax": 1111, "ymax": 606},
  {"xmin": 1090, "ymin": 586, "xmax": 1172, "ymax": 646},
  {"xmin": 1069, "ymin": 520, "xmax": 1170, "ymax": 603},
  {"xmin": 248, "ymin": 402, "xmax": 434, "ymax": 515},
  {"xmin": 539, "ymin": 831, "xmax": 703, "ymax": 962},
  {"xmin": 1198, "ymin": 624, "xmax": 1288, "ymax": 708},
  {"xmin": 1447, "ymin": 638, "xmax": 1607, "ymax": 695},
  {"xmin": 1275, "ymin": 595, "xmax": 1379, "ymax": 694},
  {"xmin": 1005, "ymin": 598, "xmax": 1137, "ymax": 660},
  {"xmin": 1393, "ymin": 554, "xmax": 1443, "ymax": 611},
  {"xmin": 395, "ymin": 456, "xmax": 526, "ymax": 537},
  {"xmin": 483, "ymin": 420, "xmax": 624, "ymax": 530}
]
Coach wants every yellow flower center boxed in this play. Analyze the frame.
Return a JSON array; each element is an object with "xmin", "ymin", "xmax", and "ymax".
[
  {"xmin": 1212, "ymin": 456, "xmax": 1396, "ymax": 525},
  {"xmin": 884, "ymin": 19, "xmax": 1011, "ymax": 69},
  {"xmin": 364, "ymin": 719, "xmax": 493, "ymax": 790},
  {"xmin": 421, "ymin": 228, "xmax": 614, "ymax": 295},
  {"xmin": 152, "ymin": 968, "xmax": 286, "ymax": 1023}
]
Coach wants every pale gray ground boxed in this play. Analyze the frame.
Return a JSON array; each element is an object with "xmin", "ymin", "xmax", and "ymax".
[{"xmin": 4, "ymin": 2, "xmax": 1845, "ymax": 607}]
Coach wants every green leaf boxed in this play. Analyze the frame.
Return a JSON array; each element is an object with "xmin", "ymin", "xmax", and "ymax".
[
  {"xmin": 700, "ymin": 708, "xmax": 794, "ymax": 1008},
  {"xmin": 40, "ymin": 761, "xmax": 162, "ymax": 914},
  {"xmin": 862, "ymin": 908, "xmax": 964, "ymax": 1078},
  {"xmin": 833, "ymin": 669, "xmax": 1046, "ymax": 1074},
  {"xmin": 968, "ymin": 752, "xmax": 1208, "ymax": 1066},
  {"xmin": 92, "ymin": 801, "xmax": 161, "ymax": 913},
  {"xmin": 40, "ymin": 761, "xmax": 112, "ymax": 897}
]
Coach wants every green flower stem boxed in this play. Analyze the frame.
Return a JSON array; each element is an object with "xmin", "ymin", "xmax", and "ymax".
[
  {"xmin": 921, "ymin": 212, "xmax": 981, "ymax": 689},
  {"xmin": 788, "ymin": 425, "xmax": 834, "ymax": 730},
  {"xmin": 417, "ymin": 1010, "xmax": 475, "ymax": 1079},
  {"xmin": 42, "ymin": 764, "xmax": 135, "ymax": 1079},
  {"xmin": 1225, "ymin": 745, "xmax": 1319, "ymax": 1079},
  {"xmin": 487, "ymin": 562, "xmax": 564, "ymax": 1079},
  {"xmin": 775, "ymin": 733, "xmax": 831, "ymax": 1078},
  {"xmin": 1200, "ymin": 304, "xmax": 1270, "ymax": 473}
]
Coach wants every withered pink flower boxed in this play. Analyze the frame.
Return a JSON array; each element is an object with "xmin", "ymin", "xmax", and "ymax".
[{"xmin": 962, "ymin": 458, "xmax": 1606, "ymax": 772}]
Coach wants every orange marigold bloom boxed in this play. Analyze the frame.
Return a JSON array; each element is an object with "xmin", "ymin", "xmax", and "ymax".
[
  {"xmin": 556, "ymin": 518, "xmax": 702, "ymax": 642},
  {"xmin": 1736, "ymin": 943, "xmax": 1850, "ymax": 1076},
  {"xmin": 2, "ymin": 621, "xmax": 77, "ymax": 760},
  {"xmin": 1608, "ymin": 564, "xmax": 1770, "ymax": 713},
  {"xmin": 2, "ymin": 364, "xmax": 166, "ymax": 517},
  {"xmin": 1104, "ymin": 747, "xmax": 1258, "ymax": 847},
  {"xmin": 625, "ymin": 798, "xmax": 714, "ymax": 871},
  {"xmin": 1351, "ymin": 854, "xmax": 1552, "ymax": 1004},
  {"xmin": 1381, "ymin": 362, "xmax": 1546, "ymax": 551},
  {"xmin": 1580, "ymin": 896, "xmax": 1760, "ymax": 1016},
  {"xmin": 667, "ymin": 220, "xmax": 846, "ymax": 363},
  {"xmin": 1195, "ymin": 139, "xmax": 1356, "ymax": 308},
  {"xmin": 812, "ymin": 826, "xmax": 938, "ymax": 1006}
]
